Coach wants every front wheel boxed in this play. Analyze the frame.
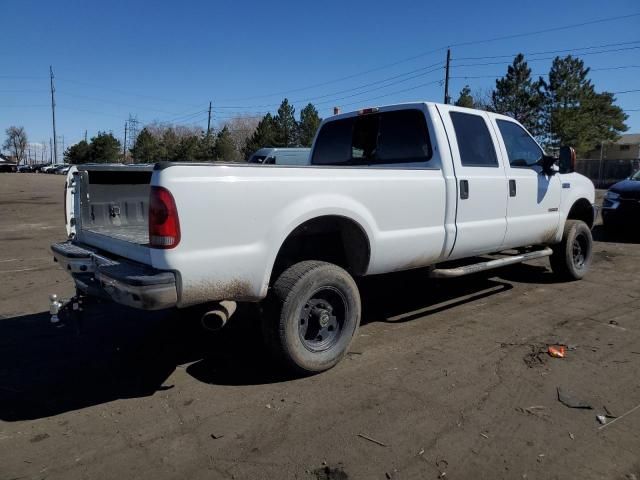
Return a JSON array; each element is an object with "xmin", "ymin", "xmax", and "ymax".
[
  {"xmin": 549, "ymin": 220, "xmax": 593, "ymax": 280},
  {"xmin": 263, "ymin": 261, "xmax": 361, "ymax": 374}
]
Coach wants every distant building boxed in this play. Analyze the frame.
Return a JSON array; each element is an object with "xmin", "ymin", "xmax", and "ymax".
[
  {"xmin": 0, "ymin": 154, "xmax": 18, "ymax": 172},
  {"xmin": 579, "ymin": 133, "xmax": 640, "ymax": 187},
  {"xmin": 584, "ymin": 133, "xmax": 640, "ymax": 161}
]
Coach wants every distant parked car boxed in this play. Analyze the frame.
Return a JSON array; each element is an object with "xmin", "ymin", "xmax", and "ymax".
[
  {"xmin": 17, "ymin": 165, "xmax": 36, "ymax": 173},
  {"xmin": 248, "ymin": 148, "xmax": 311, "ymax": 165},
  {"xmin": 602, "ymin": 169, "xmax": 640, "ymax": 229},
  {"xmin": 43, "ymin": 164, "xmax": 60, "ymax": 173},
  {"xmin": 53, "ymin": 164, "xmax": 71, "ymax": 175},
  {"xmin": 33, "ymin": 163, "xmax": 51, "ymax": 173}
]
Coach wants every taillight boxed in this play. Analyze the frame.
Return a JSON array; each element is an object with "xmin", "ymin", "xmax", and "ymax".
[{"xmin": 149, "ymin": 186, "xmax": 180, "ymax": 249}]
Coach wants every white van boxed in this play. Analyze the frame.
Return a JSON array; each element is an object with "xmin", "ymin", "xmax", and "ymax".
[{"xmin": 248, "ymin": 148, "xmax": 311, "ymax": 166}]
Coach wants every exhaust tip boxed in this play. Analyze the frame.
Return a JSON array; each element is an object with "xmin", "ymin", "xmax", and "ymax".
[{"xmin": 200, "ymin": 301, "xmax": 237, "ymax": 332}]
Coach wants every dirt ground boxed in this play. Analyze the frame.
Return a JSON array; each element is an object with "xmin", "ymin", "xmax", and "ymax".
[{"xmin": 1, "ymin": 173, "xmax": 639, "ymax": 480}]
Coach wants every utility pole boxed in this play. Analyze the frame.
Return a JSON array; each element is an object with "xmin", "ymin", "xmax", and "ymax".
[
  {"xmin": 50, "ymin": 138, "xmax": 53, "ymax": 163},
  {"xmin": 207, "ymin": 101, "xmax": 212, "ymax": 135},
  {"xmin": 123, "ymin": 121, "xmax": 128, "ymax": 163},
  {"xmin": 444, "ymin": 48, "xmax": 451, "ymax": 104},
  {"xmin": 84, "ymin": 130, "xmax": 87, "ymax": 143},
  {"xmin": 50, "ymin": 66, "xmax": 58, "ymax": 164}
]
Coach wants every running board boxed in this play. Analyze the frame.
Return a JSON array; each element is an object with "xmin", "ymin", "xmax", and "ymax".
[{"xmin": 429, "ymin": 247, "xmax": 553, "ymax": 278}]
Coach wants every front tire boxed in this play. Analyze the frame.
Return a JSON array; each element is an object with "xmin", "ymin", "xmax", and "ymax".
[
  {"xmin": 549, "ymin": 220, "xmax": 593, "ymax": 280},
  {"xmin": 264, "ymin": 261, "xmax": 361, "ymax": 374}
]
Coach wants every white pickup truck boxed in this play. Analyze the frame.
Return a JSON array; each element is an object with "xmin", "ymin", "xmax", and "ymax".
[{"xmin": 52, "ymin": 102, "xmax": 595, "ymax": 373}]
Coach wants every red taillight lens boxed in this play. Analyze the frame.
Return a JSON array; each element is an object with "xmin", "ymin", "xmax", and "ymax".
[{"xmin": 149, "ymin": 186, "xmax": 180, "ymax": 249}]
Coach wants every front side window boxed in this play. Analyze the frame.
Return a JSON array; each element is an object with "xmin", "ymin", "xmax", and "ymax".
[
  {"xmin": 311, "ymin": 109, "xmax": 432, "ymax": 166},
  {"xmin": 496, "ymin": 120, "xmax": 543, "ymax": 167},
  {"xmin": 450, "ymin": 112, "xmax": 498, "ymax": 167}
]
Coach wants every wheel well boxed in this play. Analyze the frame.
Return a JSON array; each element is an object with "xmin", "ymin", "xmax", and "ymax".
[
  {"xmin": 567, "ymin": 198, "xmax": 594, "ymax": 228},
  {"xmin": 270, "ymin": 216, "xmax": 371, "ymax": 284}
]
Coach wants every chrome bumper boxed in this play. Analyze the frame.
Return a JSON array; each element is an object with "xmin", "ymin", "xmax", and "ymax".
[{"xmin": 51, "ymin": 241, "xmax": 177, "ymax": 310}]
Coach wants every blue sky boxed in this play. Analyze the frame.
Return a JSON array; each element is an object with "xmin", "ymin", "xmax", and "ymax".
[{"xmin": 1, "ymin": 0, "xmax": 639, "ymax": 159}]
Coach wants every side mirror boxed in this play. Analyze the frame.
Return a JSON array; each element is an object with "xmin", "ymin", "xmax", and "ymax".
[
  {"xmin": 558, "ymin": 146, "xmax": 576, "ymax": 174},
  {"xmin": 538, "ymin": 155, "xmax": 557, "ymax": 175}
]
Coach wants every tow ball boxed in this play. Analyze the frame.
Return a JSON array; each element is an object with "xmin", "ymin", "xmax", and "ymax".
[{"xmin": 49, "ymin": 294, "xmax": 83, "ymax": 325}]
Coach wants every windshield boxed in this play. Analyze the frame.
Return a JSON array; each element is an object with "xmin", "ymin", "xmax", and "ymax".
[
  {"xmin": 249, "ymin": 155, "xmax": 267, "ymax": 164},
  {"xmin": 632, "ymin": 170, "xmax": 640, "ymax": 180}
]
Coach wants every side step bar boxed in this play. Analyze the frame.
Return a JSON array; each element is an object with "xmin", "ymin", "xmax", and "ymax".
[{"xmin": 429, "ymin": 248, "xmax": 553, "ymax": 279}]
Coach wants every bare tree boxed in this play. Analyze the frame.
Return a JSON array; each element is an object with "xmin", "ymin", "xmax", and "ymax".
[
  {"xmin": 222, "ymin": 115, "xmax": 262, "ymax": 161},
  {"xmin": 3, "ymin": 126, "xmax": 28, "ymax": 164}
]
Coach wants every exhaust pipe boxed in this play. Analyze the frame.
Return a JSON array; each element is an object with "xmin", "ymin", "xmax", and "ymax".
[{"xmin": 201, "ymin": 300, "xmax": 237, "ymax": 332}]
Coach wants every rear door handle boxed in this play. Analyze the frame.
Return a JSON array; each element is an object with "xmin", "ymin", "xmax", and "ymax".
[
  {"xmin": 509, "ymin": 179, "xmax": 517, "ymax": 197},
  {"xmin": 460, "ymin": 179, "xmax": 469, "ymax": 199}
]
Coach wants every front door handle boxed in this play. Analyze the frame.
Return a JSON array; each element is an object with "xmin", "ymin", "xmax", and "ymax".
[
  {"xmin": 509, "ymin": 179, "xmax": 517, "ymax": 197},
  {"xmin": 460, "ymin": 179, "xmax": 469, "ymax": 199}
]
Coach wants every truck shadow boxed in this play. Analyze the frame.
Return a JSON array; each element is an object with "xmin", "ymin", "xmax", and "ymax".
[{"xmin": 1, "ymin": 265, "xmax": 540, "ymax": 421}]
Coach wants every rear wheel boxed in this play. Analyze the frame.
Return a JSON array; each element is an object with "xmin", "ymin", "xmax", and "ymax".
[
  {"xmin": 549, "ymin": 220, "xmax": 593, "ymax": 280},
  {"xmin": 263, "ymin": 260, "xmax": 361, "ymax": 374}
]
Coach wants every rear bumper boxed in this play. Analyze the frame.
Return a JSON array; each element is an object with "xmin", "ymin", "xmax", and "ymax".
[{"xmin": 51, "ymin": 241, "xmax": 177, "ymax": 310}]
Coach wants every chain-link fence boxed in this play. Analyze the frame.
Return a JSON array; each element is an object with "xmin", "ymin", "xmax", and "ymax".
[{"xmin": 575, "ymin": 158, "xmax": 640, "ymax": 188}]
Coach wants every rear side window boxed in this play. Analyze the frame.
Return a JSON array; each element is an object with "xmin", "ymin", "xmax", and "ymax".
[
  {"xmin": 311, "ymin": 109, "xmax": 432, "ymax": 166},
  {"xmin": 496, "ymin": 120, "xmax": 543, "ymax": 167},
  {"xmin": 450, "ymin": 112, "xmax": 498, "ymax": 167}
]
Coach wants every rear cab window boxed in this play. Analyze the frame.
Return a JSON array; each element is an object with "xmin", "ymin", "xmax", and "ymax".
[
  {"xmin": 311, "ymin": 109, "xmax": 433, "ymax": 167},
  {"xmin": 449, "ymin": 112, "xmax": 498, "ymax": 167}
]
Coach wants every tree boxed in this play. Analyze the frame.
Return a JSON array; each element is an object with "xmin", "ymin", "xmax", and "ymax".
[
  {"xmin": 131, "ymin": 128, "xmax": 161, "ymax": 163},
  {"xmin": 223, "ymin": 115, "xmax": 262, "ymax": 161},
  {"xmin": 3, "ymin": 126, "xmax": 28, "ymax": 164},
  {"xmin": 214, "ymin": 126, "xmax": 235, "ymax": 161},
  {"xmin": 64, "ymin": 140, "xmax": 91, "ymax": 164},
  {"xmin": 298, "ymin": 103, "xmax": 322, "ymax": 147},
  {"xmin": 274, "ymin": 98, "xmax": 298, "ymax": 147},
  {"xmin": 197, "ymin": 133, "xmax": 216, "ymax": 161},
  {"xmin": 159, "ymin": 128, "xmax": 180, "ymax": 161},
  {"xmin": 454, "ymin": 85, "xmax": 475, "ymax": 108},
  {"xmin": 542, "ymin": 55, "xmax": 627, "ymax": 155},
  {"xmin": 89, "ymin": 132, "xmax": 121, "ymax": 163},
  {"xmin": 242, "ymin": 113, "xmax": 277, "ymax": 159},
  {"xmin": 491, "ymin": 54, "xmax": 545, "ymax": 135},
  {"xmin": 174, "ymin": 134, "xmax": 200, "ymax": 161}
]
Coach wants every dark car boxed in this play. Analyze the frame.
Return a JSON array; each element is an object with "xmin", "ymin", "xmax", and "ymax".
[{"xmin": 601, "ymin": 170, "xmax": 640, "ymax": 229}]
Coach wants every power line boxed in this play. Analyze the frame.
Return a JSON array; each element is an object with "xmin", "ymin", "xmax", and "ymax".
[
  {"xmin": 216, "ymin": 12, "xmax": 640, "ymax": 102},
  {"xmin": 452, "ymin": 39, "xmax": 640, "ymax": 61},
  {"xmin": 452, "ymin": 45, "xmax": 640, "ymax": 68}
]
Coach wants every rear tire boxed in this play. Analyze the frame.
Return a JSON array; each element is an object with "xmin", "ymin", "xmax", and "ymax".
[
  {"xmin": 549, "ymin": 220, "xmax": 593, "ymax": 280},
  {"xmin": 263, "ymin": 260, "xmax": 361, "ymax": 374}
]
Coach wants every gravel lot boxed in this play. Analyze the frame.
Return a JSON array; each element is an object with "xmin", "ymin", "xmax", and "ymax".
[{"xmin": 1, "ymin": 173, "xmax": 639, "ymax": 480}]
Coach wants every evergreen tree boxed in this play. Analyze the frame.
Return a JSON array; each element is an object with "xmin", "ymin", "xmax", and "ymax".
[
  {"xmin": 131, "ymin": 128, "xmax": 161, "ymax": 163},
  {"xmin": 64, "ymin": 140, "xmax": 91, "ymax": 164},
  {"xmin": 454, "ymin": 85, "xmax": 475, "ymax": 108},
  {"xmin": 214, "ymin": 126, "xmax": 235, "ymax": 161},
  {"xmin": 491, "ymin": 54, "xmax": 544, "ymax": 135},
  {"xmin": 89, "ymin": 132, "xmax": 121, "ymax": 163},
  {"xmin": 274, "ymin": 98, "xmax": 298, "ymax": 147},
  {"xmin": 242, "ymin": 113, "xmax": 276, "ymax": 159},
  {"xmin": 197, "ymin": 133, "xmax": 217, "ymax": 161},
  {"xmin": 174, "ymin": 134, "xmax": 201, "ymax": 161},
  {"xmin": 298, "ymin": 103, "xmax": 322, "ymax": 147},
  {"xmin": 159, "ymin": 128, "xmax": 180, "ymax": 161},
  {"xmin": 542, "ymin": 55, "xmax": 627, "ymax": 154}
]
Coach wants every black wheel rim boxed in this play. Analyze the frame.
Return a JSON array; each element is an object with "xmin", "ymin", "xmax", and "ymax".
[
  {"xmin": 298, "ymin": 287, "xmax": 348, "ymax": 352},
  {"xmin": 572, "ymin": 233, "xmax": 588, "ymax": 268}
]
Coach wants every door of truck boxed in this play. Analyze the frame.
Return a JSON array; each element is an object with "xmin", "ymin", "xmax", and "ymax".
[
  {"xmin": 436, "ymin": 105, "xmax": 508, "ymax": 258},
  {"xmin": 490, "ymin": 117, "xmax": 561, "ymax": 248}
]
